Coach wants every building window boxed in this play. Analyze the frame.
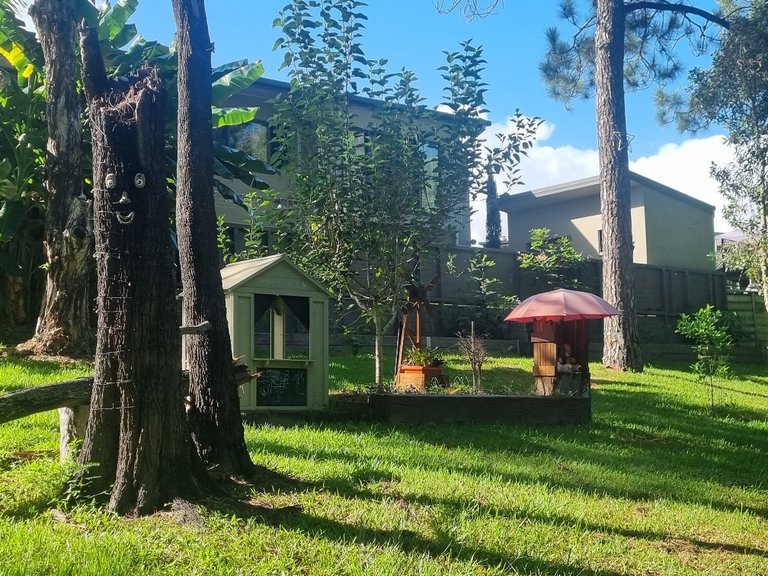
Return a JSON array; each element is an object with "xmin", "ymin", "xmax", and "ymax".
[
  {"xmin": 598, "ymin": 229, "xmax": 603, "ymax": 254},
  {"xmin": 220, "ymin": 121, "xmax": 271, "ymax": 164}
]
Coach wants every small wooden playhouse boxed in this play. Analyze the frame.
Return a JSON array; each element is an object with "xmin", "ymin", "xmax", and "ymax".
[{"xmin": 221, "ymin": 254, "xmax": 330, "ymax": 411}]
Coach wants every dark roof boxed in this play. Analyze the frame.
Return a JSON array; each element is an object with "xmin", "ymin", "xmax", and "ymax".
[{"xmin": 497, "ymin": 171, "xmax": 714, "ymax": 213}]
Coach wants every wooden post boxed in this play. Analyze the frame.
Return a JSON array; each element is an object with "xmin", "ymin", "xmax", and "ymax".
[{"xmin": 59, "ymin": 405, "xmax": 90, "ymax": 461}]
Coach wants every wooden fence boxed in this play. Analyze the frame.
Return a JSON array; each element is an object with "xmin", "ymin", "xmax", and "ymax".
[
  {"xmin": 727, "ymin": 292, "xmax": 768, "ymax": 359},
  {"xmin": 428, "ymin": 249, "xmax": 728, "ymax": 345}
]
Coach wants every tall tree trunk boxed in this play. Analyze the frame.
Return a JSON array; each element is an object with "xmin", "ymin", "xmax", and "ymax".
[
  {"xmin": 172, "ymin": 0, "xmax": 253, "ymax": 476},
  {"xmin": 373, "ymin": 315, "xmax": 384, "ymax": 388},
  {"xmin": 760, "ymin": 161, "xmax": 768, "ymax": 318},
  {"xmin": 485, "ymin": 163, "xmax": 501, "ymax": 249},
  {"xmin": 595, "ymin": 0, "xmax": 642, "ymax": 371},
  {"xmin": 25, "ymin": 0, "xmax": 92, "ymax": 356},
  {"xmin": 78, "ymin": 28, "xmax": 203, "ymax": 514}
]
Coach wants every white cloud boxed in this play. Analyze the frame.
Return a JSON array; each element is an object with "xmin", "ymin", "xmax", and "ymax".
[
  {"xmin": 470, "ymin": 119, "xmax": 599, "ymax": 243},
  {"xmin": 469, "ymin": 122, "xmax": 733, "ymax": 243}
]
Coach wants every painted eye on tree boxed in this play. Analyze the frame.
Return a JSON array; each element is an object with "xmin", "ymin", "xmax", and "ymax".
[
  {"xmin": 134, "ymin": 173, "xmax": 146, "ymax": 189},
  {"xmin": 105, "ymin": 173, "xmax": 117, "ymax": 189}
]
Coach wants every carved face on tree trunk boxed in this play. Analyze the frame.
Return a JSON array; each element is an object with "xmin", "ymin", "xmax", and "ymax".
[{"xmin": 103, "ymin": 171, "xmax": 146, "ymax": 227}]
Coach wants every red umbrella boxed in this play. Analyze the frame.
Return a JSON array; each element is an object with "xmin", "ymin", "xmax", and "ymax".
[{"xmin": 504, "ymin": 288, "xmax": 621, "ymax": 323}]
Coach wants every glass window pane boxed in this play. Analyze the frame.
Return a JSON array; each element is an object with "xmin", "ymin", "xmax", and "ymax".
[{"xmin": 228, "ymin": 122, "xmax": 269, "ymax": 164}]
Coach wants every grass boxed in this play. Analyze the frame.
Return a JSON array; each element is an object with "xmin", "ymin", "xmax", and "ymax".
[{"xmin": 1, "ymin": 352, "xmax": 767, "ymax": 575}]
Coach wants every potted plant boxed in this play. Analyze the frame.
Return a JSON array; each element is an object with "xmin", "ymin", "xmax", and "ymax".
[{"xmin": 395, "ymin": 346, "xmax": 447, "ymax": 392}]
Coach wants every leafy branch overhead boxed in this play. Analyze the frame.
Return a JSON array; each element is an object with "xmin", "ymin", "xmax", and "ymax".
[{"xmin": 680, "ymin": 2, "xmax": 768, "ymax": 315}]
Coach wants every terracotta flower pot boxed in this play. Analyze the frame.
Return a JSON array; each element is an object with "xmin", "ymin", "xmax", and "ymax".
[{"xmin": 395, "ymin": 364, "xmax": 445, "ymax": 393}]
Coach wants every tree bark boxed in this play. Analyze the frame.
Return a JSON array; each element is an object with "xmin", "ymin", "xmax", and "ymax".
[
  {"xmin": 78, "ymin": 28, "xmax": 204, "ymax": 513},
  {"xmin": 0, "ymin": 377, "xmax": 91, "ymax": 424},
  {"xmin": 172, "ymin": 0, "xmax": 253, "ymax": 476},
  {"xmin": 484, "ymin": 164, "xmax": 501, "ymax": 249},
  {"xmin": 25, "ymin": 0, "xmax": 93, "ymax": 357},
  {"xmin": 374, "ymin": 315, "xmax": 384, "ymax": 388},
  {"xmin": 595, "ymin": 0, "xmax": 642, "ymax": 371}
]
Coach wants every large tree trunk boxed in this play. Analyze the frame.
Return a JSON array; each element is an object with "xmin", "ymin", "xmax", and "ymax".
[
  {"xmin": 77, "ymin": 29, "xmax": 204, "ymax": 514},
  {"xmin": 595, "ymin": 0, "xmax": 642, "ymax": 372},
  {"xmin": 484, "ymin": 163, "xmax": 501, "ymax": 249},
  {"xmin": 373, "ymin": 315, "xmax": 384, "ymax": 388},
  {"xmin": 172, "ymin": 0, "xmax": 253, "ymax": 476},
  {"xmin": 24, "ymin": 0, "xmax": 92, "ymax": 357},
  {"xmin": 760, "ymin": 162, "xmax": 768, "ymax": 318}
]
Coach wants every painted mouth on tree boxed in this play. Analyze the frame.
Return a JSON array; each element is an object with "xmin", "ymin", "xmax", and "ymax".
[{"xmin": 116, "ymin": 212, "xmax": 135, "ymax": 225}]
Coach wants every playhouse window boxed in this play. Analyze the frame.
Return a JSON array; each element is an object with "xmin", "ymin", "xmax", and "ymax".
[{"xmin": 252, "ymin": 295, "xmax": 310, "ymax": 360}]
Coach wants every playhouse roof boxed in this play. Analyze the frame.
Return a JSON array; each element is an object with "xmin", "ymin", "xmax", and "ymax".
[{"xmin": 220, "ymin": 254, "xmax": 330, "ymax": 296}]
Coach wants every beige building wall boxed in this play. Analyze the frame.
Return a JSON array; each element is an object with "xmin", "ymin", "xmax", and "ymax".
[
  {"xmin": 505, "ymin": 192, "xmax": 648, "ymax": 264},
  {"xmin": 506, "ymin": 194, "xmax": 600, "ymax": 256},
  {"xmin": 641, "ymin": 185, "xmax": 715, "ymax": 271},
  {"xmin": 501, "ymin": 173, "xmax": 715, "ymax": 270}
]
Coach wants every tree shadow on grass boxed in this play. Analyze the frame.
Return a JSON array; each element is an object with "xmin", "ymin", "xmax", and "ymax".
[
  {"xmin": 247, "ymin": 379, "xmax": 768, "ymax": 519},
  {"xmin": 230, "ymin": 455, "xmax": 768, "ymax": 566},
  {"xmin": 205, "ymin": 494, "xmax": 626, "ymax": 576}
]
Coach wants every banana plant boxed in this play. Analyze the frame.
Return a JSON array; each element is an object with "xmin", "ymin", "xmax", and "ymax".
[
  {"xmin": 0, "ymin": 4, "xmax": 47, "ymax": 321},
  {"xmin": 105, "ymin": 33, "xmax": 274, "ymax": 209},
  {"xmin": 0, "ymin": 0, "xmax": 272, "ymax": 322}
]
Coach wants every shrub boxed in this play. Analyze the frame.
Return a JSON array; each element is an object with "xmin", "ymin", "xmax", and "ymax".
[
  {"xmin": 676, "ymin": 304, "xmax": 734, "ymax": 408},
  {"xmin": 402, "ymin": 346, "xmax": 444, "ymax": 367}
]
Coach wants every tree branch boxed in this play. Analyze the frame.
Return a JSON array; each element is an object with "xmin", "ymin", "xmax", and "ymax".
[
  {"xmin": 0, "ymin": 378, "xmax": 93, "ymax": 424},
  {"xmin": 78, "ymin": 22, "xmax": 110, "ymax": 100},
  {"xmin": 624, "ymin": 2, "xmax": 730, "ymax": 29}
]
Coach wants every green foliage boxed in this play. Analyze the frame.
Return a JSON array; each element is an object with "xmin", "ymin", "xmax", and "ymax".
[
  {"xmin": 0, "ymin": 1, "xmax": 271, "ymax": 323},
  {"xmin": 483, "ymin": 163, "xmax": 501, "ymax": 248},
  {"xmin": 402, "ymin": 346, "xmax": 445, "ymax": 367},
  {"xmin": 668, "ymin": 3, "xmax": 768, "ymax": 311},
  {"xmin": 216, "ymin": 191, "xmax": 275, "ymax": 264},
  {"xmin": 269, "ymin": 1, "xmax": 499, "ymax": 385},
  {"xmin": 455, "ymin": 251, "xmax": 515, "ymax": 308},
  {"xmin": 518, "ymin": 227, "xmax": 584, "ymax": 289},
  {"xmin": 676, "ymin": 304, "xmax": 734, "ymax": 407},
  {"xmin": 482, "ymin": 112, "xmax": 542, "ymax": 249},
  {"xmin": 446, "ymin": 251, "xmax": 517, "ymax": 337},
  {"xmin": 0, "ymin": 5, "xmax": 47, "ymax": 322},
  {"xmin": 215, "ymin": 215, "xmax": 233, "ymax": 260},
  {"xmin": 541, "ymin": 0, "xmax": 726, "ymax": 105},
  {"xmin": 437, "ymin": 40, "xmax": 487, "ymax": 208},
  {"xmin": 715, "ymin": 236, "xmax": 764, "ymax": 291}
]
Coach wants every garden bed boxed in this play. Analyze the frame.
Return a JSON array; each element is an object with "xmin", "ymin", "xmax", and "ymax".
[
  {"xmin": 327, "ymin": 391, "xmax": 591, "ymax": 425},
  {"xmin": 367, "ymin": 393, "xmax": 590, "ymax": 425}
]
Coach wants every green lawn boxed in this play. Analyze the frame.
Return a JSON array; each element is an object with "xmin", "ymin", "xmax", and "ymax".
[{"xmin": 1, "ymin": 352, "xmax": 767, "ymax": 575}]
